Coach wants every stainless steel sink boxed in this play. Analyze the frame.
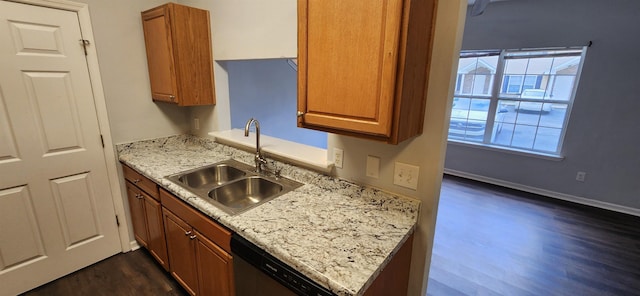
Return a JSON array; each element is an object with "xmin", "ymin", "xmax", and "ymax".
[
  {"xmin": 177, "ymin": 164, "xmax": 245, "ymax": 188},
  {"xmin": 166, "ymin": 159, "xmax": 303, "ymax": 215},
  {"xmin": 209, "ymin": 177, "xmax": 283, "ymax": 209}
]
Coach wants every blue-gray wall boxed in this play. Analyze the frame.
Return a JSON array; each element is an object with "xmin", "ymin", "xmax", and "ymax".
[
  {"xmin": 226, "ymin": 59, "xmax": 327, "ymax": 148},
  {"xmin": 446, "ymin": 0, "xmax": 640, "ymax": 210}
]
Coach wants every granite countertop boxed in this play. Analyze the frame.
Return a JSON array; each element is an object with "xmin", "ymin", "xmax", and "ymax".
[{"xmin": 117, "ymin": 135, "xmax": 420, "ymax": 296}]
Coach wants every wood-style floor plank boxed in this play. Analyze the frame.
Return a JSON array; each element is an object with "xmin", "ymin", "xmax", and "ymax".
[
  {"xmin": 428, "ymin": 175, "xmax": 640, "ymax": 296},
  {"xmin": 20, "ymin": 249, "xmax": 187, "ymax": 296}
]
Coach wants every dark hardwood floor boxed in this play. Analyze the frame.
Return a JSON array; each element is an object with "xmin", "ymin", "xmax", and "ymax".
[
  {"xmin": 20, "ymin": 249, "xmax": 187, "ymax": 296},
  {"xmin": 428, "ymin": 175, "xmax": 640, "ymax": 296},
  {"xmin": 17, "ymin": 175, "xmax": 640, "ymax": 296}
]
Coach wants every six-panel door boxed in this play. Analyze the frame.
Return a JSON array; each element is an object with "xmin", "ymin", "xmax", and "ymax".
[{"xmin": 0, "ymin": 2, "xmax": 121, "ymax": 294}]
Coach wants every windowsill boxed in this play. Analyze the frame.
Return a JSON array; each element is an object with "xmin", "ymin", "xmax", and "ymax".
[
  {"xmin": 447, "ymin": 139, "xmax": 565, "ymax": 161},
  {"xmin": 209, "ymin": 129, "xmax": 333, "ymax": 173}
]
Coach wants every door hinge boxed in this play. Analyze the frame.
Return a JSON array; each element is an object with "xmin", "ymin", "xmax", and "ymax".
[
  {"xmin": 115, "ymin": 215, "xmax": 120, "ymax": 227},
  {"xmin": 80, "ymin": 39, "xmax": 90, "ymax": 55},
  {"xmin": 100, "ymin": 134, "xmax": 105, "ymax": 148}
]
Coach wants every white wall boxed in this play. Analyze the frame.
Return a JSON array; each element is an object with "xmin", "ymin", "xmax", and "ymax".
[
  {"xmin": 189, "ymin": 61, "xmax": 232, "ymax": 137},
  {"xmin": 182, "ymin": 0, "xmax": 297, "ymax": 60},
  {"xmin": 446, "ymin": 0, "xmax": 640, "ymax": 212},
  {"xmin": 327, "ymin": 2, "xmax": 467, "ymax": 295},
  {"xmin": 79, "ymin": 0, "xmax": 191, "ymax": 144}
]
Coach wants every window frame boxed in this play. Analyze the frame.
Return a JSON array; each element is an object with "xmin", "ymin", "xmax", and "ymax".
[{"xmin": 448, "ymin": 47, "xmax": 587, "ymax": 156}]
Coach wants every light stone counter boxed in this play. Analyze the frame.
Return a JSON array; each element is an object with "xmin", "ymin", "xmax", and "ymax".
[{"xmin": 117, "ymin": 135, "xmax": 420, "ymax": 296}]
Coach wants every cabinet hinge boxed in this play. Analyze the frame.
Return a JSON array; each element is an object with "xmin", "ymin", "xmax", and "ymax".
[
  {"xmin": 80, "ymin": 39, "xmax": 90, "ymax": 56},
  {"xmin": 100, "ymin": 134, "xmax": 105, "ymax": 148},
  {"xmin": 115, "ymin": 215, "xmax": 120, "ymax": 227}
]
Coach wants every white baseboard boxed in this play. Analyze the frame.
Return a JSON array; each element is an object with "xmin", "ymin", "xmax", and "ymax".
[
  {"xmin": 129, "ymin": 240, "xmax": 141, "ymax": 251},
  {"xmin": 444, "ymin": 168, "xmax": 640, "ymax": 217}
]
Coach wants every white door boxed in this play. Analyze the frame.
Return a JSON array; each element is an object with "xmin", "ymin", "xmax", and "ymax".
[{"xmin": 0, "ymin": 2, "xmax": 121, "ymax": 295}]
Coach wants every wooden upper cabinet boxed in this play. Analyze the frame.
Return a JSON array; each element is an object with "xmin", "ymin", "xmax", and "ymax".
[
  {"xmin": 141, "ymin": 3, "xmax": 215, "ymax": 106},
  {"xmin": 297, "ymin": 0, "xmax": 437, "ymax": 144}
]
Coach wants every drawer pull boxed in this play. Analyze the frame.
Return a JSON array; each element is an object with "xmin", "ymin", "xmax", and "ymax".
[
  {"xmin": 185, "ymin": 231, "xmax": 192, "ymax": 236},
  {"xmin": 189, "ymin": 234, "xmax": 197, "ymax": 240},
  {"xmin": 133, "ymin": 179, "xmax": 141, "ymax": 184}
]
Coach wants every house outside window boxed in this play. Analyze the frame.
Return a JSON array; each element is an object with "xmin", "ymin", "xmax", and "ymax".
[{"xmin": 448, "ymin": 47, "xmax": 586, "ymax": 155}]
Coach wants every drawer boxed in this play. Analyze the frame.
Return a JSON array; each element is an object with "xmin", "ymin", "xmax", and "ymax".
[
  {"xmin": 160, "ymin": 188, "xmax": 231, "ymax": 253},
  {"xmin": 122, "ymin": 164, "xmax": 159, "ymax": 200}
]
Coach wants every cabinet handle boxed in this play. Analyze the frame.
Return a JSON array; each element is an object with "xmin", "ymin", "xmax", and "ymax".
[
  {"xmin": 133, "ymin": 179, "xmax": 141, "ymax": 184},
  {"xmin": 135, "ymin": 193, "xmax": 143, "ymax": 199},
  {"xmin": 297, "ymin": 111, "xmax": 305, "ymax": 117},
  {"xmin": 185, "ymin": 231, "xmax": 192, "ymax": 236},
  {"xmin": 189, "ymin": 234, "xmax": 197, "ymax": 240},
  {"xmin": 169, "ymin": 95, "xmax": 175, "ymax": 101}
]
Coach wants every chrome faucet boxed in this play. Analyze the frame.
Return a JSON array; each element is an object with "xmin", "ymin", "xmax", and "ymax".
[{"xmin": 244, "ymin": 118, "xmax": 267, "ymax": 173}]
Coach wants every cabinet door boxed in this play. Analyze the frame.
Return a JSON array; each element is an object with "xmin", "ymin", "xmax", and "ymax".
[
  {"xmin": 195, "ymin": 229, "xmax": 234, "ymax": 296},
  {"xmin": 142, "ymin": 5, "xmax": 178, "ymax": 103},
  {"xmin": 163, "ymin": 208, "xmax": 199, "ymax": 296},
  {"xmin": 298, "ymin": 0, "xmax": 404, "ymax": 137},
  {"xmin": 169, "ymin": 4, "xmax": 216, "ymax": 107},
  {"xmin": 126, "ymin": 182, "xmax": 148, "ymax": 248},
  {"xmin": 144, "ymin": 195, "xmax": 169, "ymax": 271}
]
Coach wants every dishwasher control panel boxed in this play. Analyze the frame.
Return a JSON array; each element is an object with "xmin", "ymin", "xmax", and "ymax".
[{"xmin": 231, "ymin": 233, "xmax": 335, "ymax": 296}]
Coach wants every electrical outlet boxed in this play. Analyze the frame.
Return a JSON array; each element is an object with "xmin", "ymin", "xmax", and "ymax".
[
  {"xmin": 194, "ymin": 118, "xmax": 200, "ymax": 130},
  {"xmin": 366, "ymin": 155, "xmax": 380, "ymax": 178},
  {"xmin": 394, "ymin": 162, "xmax": 419, "ymax": 190},
  {"xmin": 576, "ymin": 171, "xmax": 586, "ymax": 182},
  {"xmin": 333, "ymin": 148, "xmax": 344, "ymax": 169}
]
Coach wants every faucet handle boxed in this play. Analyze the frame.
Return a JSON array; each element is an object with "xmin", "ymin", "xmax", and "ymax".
[
  {"xmin": 273, "ymin": 165, "xmax": 282, "ymax": 178},
  {"xmin": 265, "ymin": 160, "xmax": 282, "ymax": 178}
]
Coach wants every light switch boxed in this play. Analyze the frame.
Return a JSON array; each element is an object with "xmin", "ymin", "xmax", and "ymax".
[{"xmin": 393, "ymin": 162, "xmax": 419, "ymax": 190}]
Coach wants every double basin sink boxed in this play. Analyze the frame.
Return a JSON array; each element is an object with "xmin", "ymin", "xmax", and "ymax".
[{"xmin": 166, "ymin": 159, "xmax": 303, "ymax": 215}]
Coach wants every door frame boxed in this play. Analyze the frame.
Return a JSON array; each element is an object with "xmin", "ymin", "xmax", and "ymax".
[{"xmin": 6, "ymin": 0, "xmax": 132, "ymax": 252}]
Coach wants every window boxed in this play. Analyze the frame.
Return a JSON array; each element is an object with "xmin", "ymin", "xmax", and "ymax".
[{"xmin": 448, "ymin": 48, "xmax": 586, "ymax": 155}]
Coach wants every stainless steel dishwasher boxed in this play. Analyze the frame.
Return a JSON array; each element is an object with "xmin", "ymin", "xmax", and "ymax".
[{"xmin": 231, "ymin": 233, "xmax": 335, "ymax": 296}]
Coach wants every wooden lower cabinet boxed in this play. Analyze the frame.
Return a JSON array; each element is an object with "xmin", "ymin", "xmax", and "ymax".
[
  {"xmin": 144, "ymin": 195, "xmax": 169, "ymax": 269},
  {"xmin": 126, "ymin": 182, "xmax": 149, "ymax": 248},
  {"xmin": 363, "ymin": 234, "xmax": 413, "ymax": 296},
  {"xmin": 125, "ymin": 181, "xmax": 169, "ymax": 270},
  {"xmin": 163, "ymin": 208, "xmax": 199, "ymax": 295},
  {"xmin": 195, "ymin": 229, "xmax": 234, "ymax": 296},
  {"xmin": 162, "ymin": 202, "xmax": 234, "ymax": 296}
]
